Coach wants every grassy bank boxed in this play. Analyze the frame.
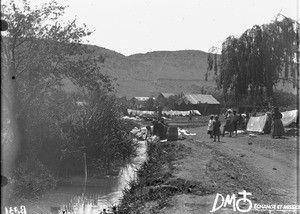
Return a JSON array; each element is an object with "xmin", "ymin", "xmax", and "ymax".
[{"xmin": 117, "ymin": 140, "xmax": 191, "ymax": 213}]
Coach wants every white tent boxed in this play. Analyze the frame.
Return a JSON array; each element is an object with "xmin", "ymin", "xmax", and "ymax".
[
  {"xmin": 281, "ymin": 110, "xmax": 298, "ymax": 127},
  {"xmin": 246, "ymin": 115, "xmax": 267, "ymax": 133},
  {"xmin": 246, "ymin": 109, "xmax": 298, "ymax": 133}
]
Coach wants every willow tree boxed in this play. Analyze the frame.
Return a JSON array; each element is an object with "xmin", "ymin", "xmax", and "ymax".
[{"xmin": 207, "ymin": 16, "xmax": 298, "ymax": 106}]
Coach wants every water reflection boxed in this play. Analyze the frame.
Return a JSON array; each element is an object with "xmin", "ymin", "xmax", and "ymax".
[{"xmin": 23, "ymin": 141, "xmax": 147, "ymax": 214}]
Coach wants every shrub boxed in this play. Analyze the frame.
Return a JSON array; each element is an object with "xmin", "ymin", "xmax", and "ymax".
[
  {"xmin": 59, "ymin": 92, "xmax": 138, "ymax": 176},
  {"xmin": 11, "ymin": 157, "xmax": 57, "ymax": 199}
]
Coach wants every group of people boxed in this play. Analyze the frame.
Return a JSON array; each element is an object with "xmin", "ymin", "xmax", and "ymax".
[
  {"xmin": 207, "ymin": 107, "xmax": 286, "ymax": 141},
  {"xmin": 207, "ymin": 109, "xmax": 241, "ymax": 142},
  {"xmin": 207, "ymin": 115, "xmax": 222, "ymax": 142},
  {"xmin": 259, "ymin": 107, "xmax": 285, "ymax": 138}
]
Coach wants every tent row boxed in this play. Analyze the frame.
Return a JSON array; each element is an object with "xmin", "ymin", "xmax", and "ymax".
[
  {"xmin": 163, "ymin": 110, "xmax": 201, "ymax": 116},
  {"xmin": 246, "ymin": 110, "xmax": 298, "ymax": 133},
  {"xmin": 127, "ymin": 109, "xmax": 155, "ymax": 116},
  {"xmin": 127, "ymin": 109, "xmax": 201, "ymax": 117}
]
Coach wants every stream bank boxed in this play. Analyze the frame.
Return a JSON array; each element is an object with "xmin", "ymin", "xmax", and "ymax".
[{"xmin": 117, "ymin": 140, "xmax": 193, "ymax": 213}]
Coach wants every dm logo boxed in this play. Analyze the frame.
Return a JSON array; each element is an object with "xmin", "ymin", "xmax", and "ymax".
[{"xmin": 210, "ymin": 190, "xmax": 253, "ymax": 213}]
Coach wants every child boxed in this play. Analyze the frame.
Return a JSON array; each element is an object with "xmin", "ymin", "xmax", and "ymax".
[
  {"xmin": 207, "ymin": 115, "xmax": 214, "ymax": 138},
  {"xmin": 213, "ymin": 115, "xmax": 221, "ymax": 142}
]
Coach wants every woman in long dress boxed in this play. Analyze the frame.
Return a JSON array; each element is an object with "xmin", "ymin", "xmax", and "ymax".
[
  {"xmin": 223, "ymin": 109, "xmax": 234, "ymax": 137},
  {"xmin": 271, "ymin": 107, "xmax": 285, "ymax": 138}
]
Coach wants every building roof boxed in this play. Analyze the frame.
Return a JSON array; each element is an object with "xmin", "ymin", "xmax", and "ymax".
[
  {"xmin": 183, "ymin": 94, "xmax": 220, "ymax": 105},
  {"xmin": 158, "ymin": 93, "xmax": 220, "ymax": 105},
  {"xmin": 159, "ymin": 93, "xmax": 176, "ymax": 98}
]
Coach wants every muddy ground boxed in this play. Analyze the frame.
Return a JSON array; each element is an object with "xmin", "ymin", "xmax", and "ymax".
[{"xmin": 157, "ymin": 125, "xmax": 299, "ymax": 214}]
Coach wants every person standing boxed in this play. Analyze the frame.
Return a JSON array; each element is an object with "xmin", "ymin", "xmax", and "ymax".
[
  {"xmin": 271, "ymin": 107, "xmax": 285, "ymax": 138},
  {"xmin": 157, "ymin": 118, "xmax": 168, "ymax": 141},
  {"xmin": 213, "ymin": 115, "xmax": 221, "ymax": 142},
  {"xmin": 232, "ymin": 110, "xmax": 239, "ymax": 136},
  {"xmin": 207, "ymin": 115, "xmax": 214, "ymax": 138},
  {"xmin": 189, "ymin": 111, "xmax": 193, "ymax": 121},
  {"xmin": 223, "ymin": 109, "xmax": 234, "ymax": 137}
]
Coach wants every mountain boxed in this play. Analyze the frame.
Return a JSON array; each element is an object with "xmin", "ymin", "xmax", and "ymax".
[
  {"xmin": 65, "ymin": 45, "xmax": 296, "ymax": 97},
  {"xmin": 94, "ymin": 48, "xmax": 219, "ymax": 98}
]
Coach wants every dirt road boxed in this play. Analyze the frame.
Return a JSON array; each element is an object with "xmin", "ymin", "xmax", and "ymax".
[{"xmin": 160, "ymin": 126, "xmax": 299, "ymax": 214}]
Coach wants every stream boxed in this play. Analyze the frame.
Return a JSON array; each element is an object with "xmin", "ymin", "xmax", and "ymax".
[{"xmin": 21, "ymin": 140, "xmax": 147, "ymax": 214}]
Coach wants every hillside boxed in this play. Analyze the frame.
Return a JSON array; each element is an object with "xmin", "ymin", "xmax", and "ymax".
[
  {"xmin": 97, "ymin": 49, "xmax": 218, "ymax": 97},
  {"xmin": 64, "ymin": 45, "xmax": 296, "ymax": 98}
]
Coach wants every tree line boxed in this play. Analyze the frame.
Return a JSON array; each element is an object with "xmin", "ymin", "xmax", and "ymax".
[{"xmin": 207, "ymin": 15, "xmax": 298, "ymax": 108}]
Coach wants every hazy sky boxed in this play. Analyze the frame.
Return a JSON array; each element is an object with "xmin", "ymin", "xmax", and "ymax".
[{"xmin": 6, "ymin": 0, "xmax": 299, "ymax": 56}]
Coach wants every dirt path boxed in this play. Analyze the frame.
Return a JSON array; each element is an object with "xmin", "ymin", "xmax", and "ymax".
[{"xmin": 160, "ymin": 126, "xmax": 299, "ymax": 214}]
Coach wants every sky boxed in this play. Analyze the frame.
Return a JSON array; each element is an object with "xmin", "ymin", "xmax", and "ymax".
[{"xmin": 4, "ymin": 0, "xmax": 299, "ymax": 56}]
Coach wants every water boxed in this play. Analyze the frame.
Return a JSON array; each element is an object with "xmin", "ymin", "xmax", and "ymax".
[{"xmin": 18, "ymin": 141, "xmax": 147, "ymax": 214}]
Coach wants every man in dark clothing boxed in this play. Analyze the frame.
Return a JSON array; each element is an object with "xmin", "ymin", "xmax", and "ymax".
[
  {"xmin": 152, "ymin": 119, "xmax": 159, "ymax": 136},
  {"xmin": 156, "ymin": 118, "xmax": 168, "ymax": 140},
  {"xmin": 189, "ymin": 111, "xmax": 193, "ymax": 121}
]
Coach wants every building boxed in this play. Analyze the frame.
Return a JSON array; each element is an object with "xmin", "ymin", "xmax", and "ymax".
[
  {"xmin": 131, "ymin": 96, "xmax": 156, "ymax": 109},
  {"xmin": 177, "ymin": 94, "xmax": 220, "ymax": 115},
  {"xmin": 157, "ymin": 93, "xmax": 220, "ymax": 115}
]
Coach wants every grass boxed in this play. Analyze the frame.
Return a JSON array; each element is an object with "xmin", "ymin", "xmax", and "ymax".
[{"xmin": 117, "ymin": 141, "xmax": 189, "ymax": 213}]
